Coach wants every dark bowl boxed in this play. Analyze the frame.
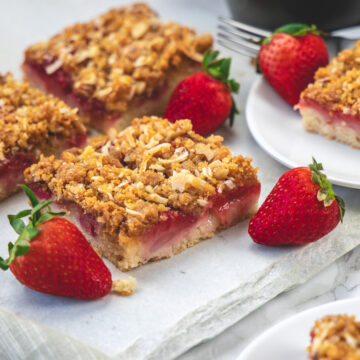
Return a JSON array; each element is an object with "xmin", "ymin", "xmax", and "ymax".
[{"xmin": 227, "ymin": 0, "xmax": 360, "ymax": 32}]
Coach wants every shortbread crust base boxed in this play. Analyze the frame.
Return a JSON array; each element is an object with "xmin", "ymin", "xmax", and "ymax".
[
  {"xmin": 67, "ymin": 199, "xmax": 258, "ymax": 272},
  {"xmin": 300, "ymin": 104, "xmax": 360, "ymax": 149}
]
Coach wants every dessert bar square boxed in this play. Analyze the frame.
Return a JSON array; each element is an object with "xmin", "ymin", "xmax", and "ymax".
[
  {"xmin": 0, "ymin": 73, "xmax": 87, "ymax": 201},
  {"xmin": 25, "ymin": 116, "xmax": 260, "ymax": 271},
  {"xmin": 299, "ymin": 40, "xmax": 360, "ymax": 148},
  {"xmin": 23, "ymin": 3, "xmax": 213, "ymax": 132},
  {"xmin": 308, "ymin": 314, "xmax": 360, "ymax": 359}
]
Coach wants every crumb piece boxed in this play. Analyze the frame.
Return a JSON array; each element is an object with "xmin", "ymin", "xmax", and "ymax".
[
  {"xmin": 25, "ymin": 3, "xmax": 213, "ymax": 112},
  {"xmin": 0, "ymin": 73, "xmax": 86, "ymax": 160},
  {"xmin": 301, "ymin": 40, "xmax": 360, "ymax": 116},
  {"xmin": 308, "ymin": 314, "xmax": 360, "ymax": 360},
  {"xmin": 112, "ymin": 276, "xmax": 137, "ymax": 296},
  {"xmin": 25, "ymin": 117, "xmax": 258, "ymax": 238}
]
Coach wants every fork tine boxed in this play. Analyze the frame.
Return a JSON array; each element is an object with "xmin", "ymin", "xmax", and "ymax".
[
  {"xmin": 217, "ymin": 39, "xmax": 256, "ymax": 58},
  {"xmin": 218, "ymin": 16, "xmax": 271, "ymax": 38},
  {"xmin": 218, "ymin": 24, "xmax": 263, "ymax": 43},
  {"xmin": 217, "ymin": 31, "xmax": 260, "ymax": 53}
]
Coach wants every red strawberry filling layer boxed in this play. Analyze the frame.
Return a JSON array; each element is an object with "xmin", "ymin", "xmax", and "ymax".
[
  {"xmin": 0, "ymin": 153, "xmax": 36, "ymax": 198},
  {"xmin": 0, "ymin": 134, "xmax": 86, "ymax": 200},
  {"xmin": 299, "ymin": 98, "xmax": 360, "ymax": 135},
  {"xmin": 23, "ymin": 59, "xmax": 119, "ymax": 130},
  {"xmin": 31, "ymin": 182, "xmax": 260, "ymax": 264}
]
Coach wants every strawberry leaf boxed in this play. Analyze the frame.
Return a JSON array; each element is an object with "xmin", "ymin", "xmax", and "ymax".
[
  {"xmin": 229, "ymin": 95, "xmax": 239, "ymax": 127},
  {"xmin": 31, "ymin": 198, "xmax": 54, "ymax": 223},
  {"xmin": 22, "ymin": 226, "xmax": 41, "ymax": 240},
  {"xmin": 0, "ymin": 238, "xmax": 31, "ymax": 270},
  {"xmin": 220, "ymin": 58, "xmax": 231, "ymax": 79},
  {"xmin": 202, "ymin": 51, "xmax": 240, "ymax": 93},
  {"xmin": 14, "ymin": 239, "xmax": 30, "ymax": 256},
  {"xmin": 8, "ymin": 216, "xmax": 26, "ymax": 235},
  {"xmin": 0, "ymin": 185, "xmax": 66, "ymax": 271},
  {"xmin": 229, "ymin": 79, "xmax": 240, "ymax": 93},
  {"xmin": 273, "ymin": 23, "xmax": 322, "ymax": 37},
  {"xmin": 20, "ymin": 184, "xmax": 39, "ymax": 207},
  {"xmin": 37, "ymin": 211, "xmax": 65, "ymax": 225},
  {"xmin": 0, "ymin": 257, "xmax": 8, "ymax": 270},
  {"xmin": 14, "ymin": 209, "xmax": 32, "ymax": 219},
  {"xmin": 208, "ymin": 67, "xmax": 222, "ymax": 79},
  {"xmin": 202, "ymin": 50, "xmax": 220, "ymax": 71},
  {"xmin": 202, "ymin": 50, "xmax": 241, "ymax": 127},
  {"xmin": 309, "ymin": 157, "xmax": 345, "ymax": 222},
  {"xmin": 261, "ymin": 23, "xmax": 324, "ymax": 45},
  {"xmin": 335, "ymin": 195, "xmax": 346, "ymax": 222}
]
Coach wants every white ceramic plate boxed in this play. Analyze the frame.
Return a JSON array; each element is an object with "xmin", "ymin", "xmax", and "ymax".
[
  {"xmin": 246, "ymin": 77, "xmax": 360, "ymax": 189},
  {"xmin": 237, "ymin": 298, "xmax": 360, "ymax": 360}
]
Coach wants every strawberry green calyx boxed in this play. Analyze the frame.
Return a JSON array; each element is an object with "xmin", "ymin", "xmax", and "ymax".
[
  {"xmin": 261, "ymin": 23, "xmax": 324, "ymax": 45},
  {"xmin": 0, "ymin": 185, "xmax": 65, "ymax": 270},
  {"xmin": 309, "ymin": 158, "xmax": 345, "ymax": 222},
  {"xmin": 202, "ymin": 50, "xmax": 240, "ymax": 126}
]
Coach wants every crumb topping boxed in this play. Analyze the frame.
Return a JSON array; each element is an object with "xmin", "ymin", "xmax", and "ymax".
[
  {"xmin": 112, "ymin": 276, "xmax": 137, "ymax": 296},
  {"xmin": 0, "ymin": 73, "xmax": 86, "ymax": 161},
  {"xmin": 301, "ymin": 40, "xmax": 360, "ymax": 116},
  {"xmin": 308, "ymin": 314, "xmax": 360, "ymax": 360},
  {"xmin": 25, "ymin": 3, "xmax": 212, "ymax": 112},
  {"xmin": 25, "ymin": 116, "xmax": 258, "ymax": 237}
]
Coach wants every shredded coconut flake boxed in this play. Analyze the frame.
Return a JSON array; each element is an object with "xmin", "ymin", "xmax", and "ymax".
[
  {"xmin": 45, "ymin": 58, "xmax": 63, "ymax": 75},
  {"xmin": 197, "ymin": 199, "xmax": 209, "ymax": 207},
  {"xmin": 224, "ymin": 179, "xmax": 236, "ymax": 190},
  {"xmin": 125, "ymin": 208, "xmax": 143, "ymax": 217}
]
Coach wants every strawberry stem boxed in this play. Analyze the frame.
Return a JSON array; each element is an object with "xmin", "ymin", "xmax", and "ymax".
[
  {"xmin": 309, "ymin": 157, "xmax": 345, "ymax": 222},
  {"xmin": 202, "ymin": 50, "xmax": 240, "ymax": 126},
  {"xmin": 0, "ymin": 185, "xmax": 65, "ymax": 270}
]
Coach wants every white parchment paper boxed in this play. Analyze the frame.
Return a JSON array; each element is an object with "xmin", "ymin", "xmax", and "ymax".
[{"xmin": 0, "ymin": 1, "xmax": 359, "ymax": 360}]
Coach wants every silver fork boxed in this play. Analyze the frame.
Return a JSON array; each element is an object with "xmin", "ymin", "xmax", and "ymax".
[{"xmin": 217, "ymin": 16, "xmax": 358, "ymax": 57}]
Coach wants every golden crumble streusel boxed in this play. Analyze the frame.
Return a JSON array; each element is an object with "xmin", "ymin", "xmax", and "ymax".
[
  {"xmin": 25, "ymin": 116, "xmax": 258, "ymax": 238},
  {"xmin": 308, "ymin": 314, "xmax": 360, "ymax": 360},
  {"xmin": 0, "ymin": 73, "xmax": 86, "ymax": 161},
  {"xmin": 25, "ymin": 3, "xmax": 212, "ymax": 113},
  {"xmin": 301, "ymin": 40, "xmax": 360, "ymax": 116}
]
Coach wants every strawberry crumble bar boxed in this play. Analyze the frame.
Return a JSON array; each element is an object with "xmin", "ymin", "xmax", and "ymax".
[
  {"xmin": 308, "ymin": 314, "xmax": 360, "ymax": 359},
  {"xmin": 299, "ymin": 40, "xmax": 360, "ymax": 148},
  {"xmin": 25, "ymin": 116, "xmax": 260, "ymax": 271},
  {"xmin": 23, "ymin": 3, "xmax": 213, "ymax": 132},
  {"xmin": 0, "ymin": 73, "xmax": 87, "ymax": 201}
]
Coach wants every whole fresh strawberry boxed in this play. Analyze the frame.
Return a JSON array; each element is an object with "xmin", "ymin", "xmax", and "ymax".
[
  {"xmin": 248, "ymin": 158, "xmax": 345, "ymax": 246},
  {"xmin": 257, "ymin": 24, "xmax": 329, "ymax": 107},
  {"xmin": 164, "ymin": 50, "xmax": 240, "ymax": 135},
  {"xmin": 0, "ymin": 185, "xmax": 112, "ymax": 299}
]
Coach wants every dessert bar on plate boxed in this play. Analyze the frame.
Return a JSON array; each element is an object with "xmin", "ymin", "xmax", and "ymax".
[
  {"xmin": 299, "ymin": 40, "xmax": 360, "ymax": 148},
  {"xmin": 25, "ymin": 116, "xmax": 260, "ymax": 271},
  {"xmin": 0, "ymin": 73, "xmax": 87, "ymax": 201},
  {"xmin": 23, "ymin": 3, "xmax": 212, "ymax": 133},
  {"xmin": 308, "ymin": 314, "xmax": 360, "ymax": 359}
]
